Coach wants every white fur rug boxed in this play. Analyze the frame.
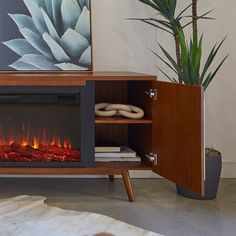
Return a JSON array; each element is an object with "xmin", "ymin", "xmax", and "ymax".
[{"xmin": 0, "ymin": 195, "xmax": 163, "ymax": 236}]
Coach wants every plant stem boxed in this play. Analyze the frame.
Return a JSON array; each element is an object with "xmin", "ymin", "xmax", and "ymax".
[
  {"xmin": 174, "ymin": 33, "xmax": 182, "ymax": 83},
  {"xmin": 192, "ymin": 0, "xmax": 200, "ymax": 84},
  {"xmin": 192, "ymin": 0, "xmax": 198, "ymax": 41}
]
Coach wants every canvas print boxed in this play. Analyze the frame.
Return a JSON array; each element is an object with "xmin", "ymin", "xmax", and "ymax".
[{"xmin": 0, "ymin": 0, "xmax": 92, "ymax": 71}]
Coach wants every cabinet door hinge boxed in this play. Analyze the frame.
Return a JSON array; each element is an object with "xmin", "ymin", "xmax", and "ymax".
[
  {"xmin": 145, "ymin": 89, "xmax": 157, "ymax": 100},
  {"xmin": 145, "ymin": 153, "xmax": 158, "ymax": 165}
]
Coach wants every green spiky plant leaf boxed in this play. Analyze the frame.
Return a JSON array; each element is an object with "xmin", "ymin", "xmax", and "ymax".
[
  {"xmin": 134, "ymin": 0, "xmax": 228, "ymax": 90},
  {"xmin": 156, "ymin": 30, "xmax": 228, "ymax": 90}
]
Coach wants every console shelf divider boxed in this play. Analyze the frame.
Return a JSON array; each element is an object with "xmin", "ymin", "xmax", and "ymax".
[{"xmin": 95, "ymin": 117, "xmax": 152, "ymax": 124}]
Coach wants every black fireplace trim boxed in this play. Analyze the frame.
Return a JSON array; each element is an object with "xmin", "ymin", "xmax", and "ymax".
[
  {"xmin": 0, "ymin": 93, "xmax": 81, "ymax": 104},
  {"xmin": 0, "ymin": 81, "xmax": 95, "ymax": 168}
]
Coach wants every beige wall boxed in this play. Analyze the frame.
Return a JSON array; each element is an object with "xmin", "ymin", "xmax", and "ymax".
[{"xmin": 92, "ymin": 0, "xmax": 236, "ymax": 177}]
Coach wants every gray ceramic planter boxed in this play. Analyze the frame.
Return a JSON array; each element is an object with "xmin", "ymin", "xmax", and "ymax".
[{"xmin": 176, "ymin": 148, "xmax": 222, "ymax": 200}]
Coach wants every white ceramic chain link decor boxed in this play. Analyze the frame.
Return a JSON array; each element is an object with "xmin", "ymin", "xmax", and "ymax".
[{"xmin": 95, "ymin": 103, "xmax": 144, "ymax": 119}]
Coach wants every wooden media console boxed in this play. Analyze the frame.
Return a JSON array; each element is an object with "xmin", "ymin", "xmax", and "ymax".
[{"xmin": 0, "ymin": 72, "xmax": 204, "ymax": 202}]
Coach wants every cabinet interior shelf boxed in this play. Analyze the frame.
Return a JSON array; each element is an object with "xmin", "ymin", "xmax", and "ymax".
[{"xmin": 95, "ymin": 117, "xmax": 153, "ymax": 124}]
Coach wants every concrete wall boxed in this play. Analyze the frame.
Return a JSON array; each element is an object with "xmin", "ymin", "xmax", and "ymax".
[{"xmin": 92, "ymin": 0, "xmax": 236, "ymax": 178}]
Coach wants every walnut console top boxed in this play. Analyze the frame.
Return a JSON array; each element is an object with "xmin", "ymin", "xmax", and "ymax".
[{"xmin": 0, "ymin": 71, "xmax": 156, "ymax": 86}]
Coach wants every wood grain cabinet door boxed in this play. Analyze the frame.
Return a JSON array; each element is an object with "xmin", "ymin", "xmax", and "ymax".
[{"xmin": 151, "ymin": 81, "xmax": 204, "ymax": 195}]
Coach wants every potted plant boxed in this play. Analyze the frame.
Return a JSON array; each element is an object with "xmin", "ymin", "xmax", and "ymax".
[{"xmin": 133, "ymin": 0, "xmax": 228, "ymax": 199}]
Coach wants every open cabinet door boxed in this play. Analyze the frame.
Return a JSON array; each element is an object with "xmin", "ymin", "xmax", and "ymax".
[{"xmin": 151, "ymin": 81, "xmax": 204, "ymax": 195}]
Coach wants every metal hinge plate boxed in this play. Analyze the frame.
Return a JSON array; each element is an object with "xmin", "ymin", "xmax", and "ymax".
[
  {"xmin": 145, "ymin": 89, "xmax": 157, "ymax": 100},
  {"xmin": 145, "ymin": 153, "xmax": 158, "ymax": 165}
]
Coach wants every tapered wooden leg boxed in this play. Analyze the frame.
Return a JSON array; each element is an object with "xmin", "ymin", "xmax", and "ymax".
[
  {"xmin": 109, "ymin": 175, "xmax": 115, "ymax": 181},
  {"xmin": 122, "ymin": 170, "xmax": 135, "ymax": 202}
]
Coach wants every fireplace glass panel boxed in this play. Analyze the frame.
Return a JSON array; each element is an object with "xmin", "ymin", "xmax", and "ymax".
[{"xmin": 0, "ymin": 93, "xmax": 81, "ymax": 164}]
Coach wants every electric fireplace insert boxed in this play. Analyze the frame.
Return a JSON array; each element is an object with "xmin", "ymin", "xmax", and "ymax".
[{"xmin": 0, "ymin": 82, "xmax": 94, "ymax": 167}]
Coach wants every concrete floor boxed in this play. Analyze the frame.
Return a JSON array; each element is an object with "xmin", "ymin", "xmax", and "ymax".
[{"xmin": 0, "ymin": 178, "xmax": 235, "ymax": 236}]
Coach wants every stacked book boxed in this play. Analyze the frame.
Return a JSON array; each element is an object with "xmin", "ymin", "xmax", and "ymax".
[{"xmin": 95, "ymin": 145, "xmax": 141, "ymax": 162}]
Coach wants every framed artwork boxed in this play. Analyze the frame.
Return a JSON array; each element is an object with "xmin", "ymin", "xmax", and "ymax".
[{"xmin": 0, "ymin": 0, "xmax": 92, "ymax": 71}]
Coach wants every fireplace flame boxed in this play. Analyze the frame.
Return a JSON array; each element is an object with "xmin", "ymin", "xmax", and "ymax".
[
  {"xmin": 0, "ymin": 124, "xmax": 72, "ymax": 150},
  {"xmin": 9, "ymin": 140, "xmax": 14, "ymax": 146},
  {"xmin": 0, "ymin": 124, "xmax": 79, "ymax": 162},
  {"xmin": 33, "ymin": 136, "xmax": 39, "ymax": 149},
  {"xmin": 21, "ymin": 140, "xmax": 28, "ymax": 147}
]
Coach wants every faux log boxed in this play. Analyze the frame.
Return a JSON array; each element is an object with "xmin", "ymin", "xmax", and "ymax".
[{"xmin": 0, "ymin": 143, "xmax": 80, "ymax": 162}]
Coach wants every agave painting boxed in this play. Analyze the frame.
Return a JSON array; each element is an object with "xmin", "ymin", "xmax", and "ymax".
[{"xmin": 1, "ymin": 0, "xmax": 92, "ymax": 71}]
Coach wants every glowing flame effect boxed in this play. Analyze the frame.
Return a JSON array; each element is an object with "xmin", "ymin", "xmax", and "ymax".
[{"xmin": 0, "ymin": 122, "xmax": 72, "ymax": 150}]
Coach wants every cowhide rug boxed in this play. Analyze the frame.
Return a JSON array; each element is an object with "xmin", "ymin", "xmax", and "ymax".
[{"xmin": 0, "ymin": 195, "xmax": 163, "ymax": 236}]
